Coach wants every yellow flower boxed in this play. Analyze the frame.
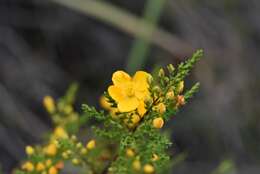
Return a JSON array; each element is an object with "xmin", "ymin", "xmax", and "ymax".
[
  {"xmin": 48, "ymin": 166, "xmax": 58, "ymax": 174},
  {"xmin": 126, "ymin": 148, "xmax": 135, "ymax": 157},
  {"xmin": 36, "ymin": 162, "xmax": 45, "ymax": 171},
  {"xmin": 108, "ymin": 71, "xmax": 151, "ymax": 112},
  {"xmin": 43, "ymin": 96, "xmax": 55, "ymax": 113},
  {"xmin": 25, "ymin": 146, "xmax": 35, "ymax": 156},
  {"xmin": 44, "ymin": 143, "xmax": 57, "ymax": 156},
  {"xmin": 86, "ymin": 139, "xmax": 96, "ymax": 150},
  {"xmin": 53, "ymin": 126, "xmax": 68, "ymax": 139},
  {"xmin": 132, "ymin": 160, "xmax": 141, "ymax": 171},
  {"xmin": 153, "ymin": 117, "xmax": 164, "ymax": 129},
  {"xmin": 22, "ymin": 161, "xmax": 34, "ymax": 172},
  {"xmin": 143, "ymin": 164, "xmax": 154, "ymax": 174}
]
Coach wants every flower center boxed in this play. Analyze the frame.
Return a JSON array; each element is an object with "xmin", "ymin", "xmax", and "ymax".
[{"xmin": 126, "ymin": 84, "xmax": 135, "ymax": 97}]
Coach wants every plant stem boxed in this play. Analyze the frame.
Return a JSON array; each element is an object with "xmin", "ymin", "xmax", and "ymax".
[
  {"xmin": 52, "ymin": 0, "xmax": 193, "ymax": 58},
  {"xmin": 126, "ymin": 0, "xmax": 168, "ymax": 73}
]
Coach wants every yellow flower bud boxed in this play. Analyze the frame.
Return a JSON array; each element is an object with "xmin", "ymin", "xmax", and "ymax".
[
  {"xmin": 76, "ymin": 142, "xmax": 83, "ymax": 149},
  {"xmin": 54, "ymin": 126, "xmax": 68, "ymax": 139},
  {"xmin": 22, "ymin": 161, "xmax": 34, "ymax": 172},
  {"xmin": 36, "ymin": 162, "xmax": 45, "ymax": 171},
  {"xmin": 153, "ymin": 117, "xmax": 164, "ymax": 129},
  {"xmin": 86, "ymin": 140, "xmax": 96, "ymax": 150},
  {"xmin": 152, "ymin": 154, "xmax": 159, "ymax": 161},
  {"xmin": 72, "ymin": 158, "xmax": 80, "ymax": 165},
  {"xmin": 25, "ymin": 146, "xmax": 34, "ymax": 156},
  {"xmin": 167, "ymin": 64, "xmax": 175, "ymax": 72},
  {"xmin": 132, "ymin": 160, "xmax": 141, "ymax": 171},
  {"xmin": 80, "ymin": 148, "xmax": 88, "ymax": 155},
  {"xmin": 126, "ymin": 148, "xmax": 135, "ymax": 157},
  {"xmin": 143, "ymin": 164, "xmax": 154, "ymax": 174},
  {"xmin": 71, "ymin": 135, "xmax": 77, "ymax": 142},
  {"xmin": 43, "ymin": 96, "xmax": 55, "ymax": 113},
  {"xmin": 100, "ymin": 95, "xmax": 111, "ymax": 110},
  {"xmin": 157, "ymin": 103, "xmax": 166, "ymax": 114},
  {"xmin": 158, "ymin": 68, "xmax": 165, "ymax": 77},
  {"xmin": 48, "ymin": 166, "xmax": 58, "ymax": 174},
  {"xmin": 166, "ymin": 90, "xmax": 175, "ymax": 100},
  {"xmin": 62, "ymin": 152, "xmax": 69, "ymax": 159},
  {"xmin": 44, "ymin": 143, "xmax": 57, "ymax": 156},
  {"xmin": 177, "ymin": 81, "xmax": 184, "ymax": 94}
]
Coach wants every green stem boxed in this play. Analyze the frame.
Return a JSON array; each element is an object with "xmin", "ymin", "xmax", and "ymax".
[
  {"xmin": 126, "ymin": 0, "xmax": 168, "ymax": 73},
  {"xmin": 52, "ymin": 0, "xmax": 193, "ymax": 59}
]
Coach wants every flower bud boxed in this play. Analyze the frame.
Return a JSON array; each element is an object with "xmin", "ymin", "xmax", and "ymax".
[
  {"xmin": 153, "ymin": 117, "xmax": 164, "ymax": 129},
  {"xmin": 36, "ymin": 162, "xmax": 45, "ymax": 171},
  {"xmin": 158, "ymin": 68, "xmax": 165, "ymax": 77},
  {"xmin": 86, "ymin": 140, "xmax": 96, "ymax": 150},
  {"xmin": 44, "ymin": 143, "xmax": 57, "ymax": 156},
  {"xmin": 126, "ymin": 148, "xmax": 135, "ymax": 157},
  {"xmin": 166, "ymin": 90, "xmax": 175, "ymax": 100},
  {"xmin": 176, "ymin": 81, "xmax": 184, "ymax": 94},
  {"xmin": 76, "ymin": 142, "xmax": 83, "ymax": 149},
  {"xmin": 22, "ymin": 161, "xmax": 34, "ymax": 172},
  {"xmin": 157, "ymin": 103, "xmax": 166, "ymax": 114},
  {"xmin": 25, "ymin": 146, "xmax": 35, "ymax": 156},
  {"xmin": 177, "ymin": 95, "xmax": 185, "ymax": 106},
  {"xmin": 167, "ymin": 64, "xmax": 175, "ymax": 73},
  {"xmin": 49, "ymin": 166, "xmax": 58, "ymax": 174},
  {"xmin": 43, "ymin": 96, "xmax": 55, "ymax": 114},
  {"xmin": 72, "ymin": 158, "xmax": 80, "ymax": 165},
  {"xmin": 80, "ymin": 148, "xmax": 88, "ymax": 155},
  {"xmin": 54, "ymin": 126, "xmax": 68, "ymax": 139},
  {"xmin": 132, "ymin": 160, "xmax": 141, "ymax": 171},
  {"xmin": 143, "ymin": 164, "xmax": 154, "ymax": 174},
  {"xmin": 62, "ymin": 152, "xmax": 69, "ymax": 159},
  {"xmin": 71, "ymin": 135, "xmax": 77, "ymax": 142},
  {"xmin": 55, "ymin": 162, "xmax": 64, "ymax": 169},
  {"xmin": 45, "ymin": 159, "xmax": 52, "ymax": 167},
  {"xmin": 152, "ymin": 154, "xmax": 159, "ymax": 161}
]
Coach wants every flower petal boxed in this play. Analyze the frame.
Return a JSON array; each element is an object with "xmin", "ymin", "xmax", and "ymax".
[
  {"xmin": 118, "ymin": 97, "xmax": 139, "ymax": 112},
  {"xmin": 112, "ymin": 71, "xmax": 131, "ymax": 87},
  {"xmin": 137, "ymin": 101, "xmax": 147, "ymax": 117},
  {"xmin": 108, "ymin": 85, "xmax": 124, "ymax": 102},
  {"xmin": 133, "ymin": 71, "xmax": 151, "ymax": 90}
]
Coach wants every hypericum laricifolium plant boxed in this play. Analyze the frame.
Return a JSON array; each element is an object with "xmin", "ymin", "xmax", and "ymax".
[{"xmin": 15, "ymin": 50, "xmax": 203, "ymax": 174}]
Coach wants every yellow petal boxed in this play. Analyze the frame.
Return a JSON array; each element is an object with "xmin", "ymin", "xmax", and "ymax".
[
  {"xmin": 108, "ymin": 85, "xmax": 125, "ymax": 102},
  {"xmin": 133, "ymin": 71, "xmax": 151, "ymax": 90},
  {"xmin": 118, "ymin": 97, "xmax": 139, "ymax": 112},
  {"xmin": 112, "ymin": 71, "xmax": 131, "ymax": 87},
  {"xmin": 135, "ymin": 89, "xmax": 150, "ymax": 100},
  {"xmin": 137, "ymin": 101, "xmax": 146, "ymax": 117}
]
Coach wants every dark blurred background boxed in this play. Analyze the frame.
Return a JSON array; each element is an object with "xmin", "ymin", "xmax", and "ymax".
[{"xmin": 0, "ymin": 0, "xmax": 260, "ymax": 173}]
